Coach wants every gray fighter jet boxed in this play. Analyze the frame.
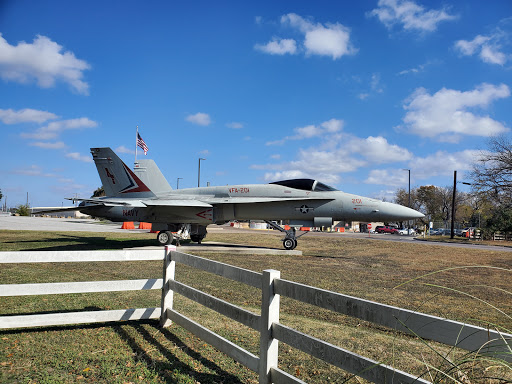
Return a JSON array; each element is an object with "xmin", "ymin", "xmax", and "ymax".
[{"xmin": 59, "ymin": 147, "xmax": 424, "ymax": 249}]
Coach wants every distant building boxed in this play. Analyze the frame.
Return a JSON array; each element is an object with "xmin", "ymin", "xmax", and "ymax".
[{"xmin": 30, "ymin": 208, "xmax": 90, "ymax": 219}]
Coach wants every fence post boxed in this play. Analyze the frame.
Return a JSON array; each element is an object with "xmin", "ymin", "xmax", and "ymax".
[
  {"xmin": 259, "ymin": 269, "xmax": 280, "ymax": 384},
  {"xmin": 160, "ymin": 245, "xmax": 176, "ymax": 328}
]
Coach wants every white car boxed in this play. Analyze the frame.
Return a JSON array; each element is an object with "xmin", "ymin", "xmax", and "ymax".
[{"xmin": 398, "ymin": 228, "xmax": 416, "ymax": 236}]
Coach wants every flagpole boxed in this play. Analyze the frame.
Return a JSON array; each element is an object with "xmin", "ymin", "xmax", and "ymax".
[{"xmin": 135, "ymin": 125, "xmax": 138, "ymax": 163}]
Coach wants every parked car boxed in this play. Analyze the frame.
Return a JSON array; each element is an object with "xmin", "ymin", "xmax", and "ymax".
[
  {"xmin": 376, "ymin": 226, "xmax": 399, "ymax": 234},
  {"xmin": 397, "ymin": 228, "xmax": 416, "ymax": 236},
  {"xmin": 429, "ymin": 228, "xmax": 442, "ymax": 235}
]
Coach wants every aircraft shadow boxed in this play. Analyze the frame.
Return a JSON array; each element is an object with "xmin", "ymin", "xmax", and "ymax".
[{"xmin": 3, "ymin": 234, "xmax": 157, "ymax": 251}]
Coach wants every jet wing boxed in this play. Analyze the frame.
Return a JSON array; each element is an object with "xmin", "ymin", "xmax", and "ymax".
[
  {"xmin": 202, "ymin": 196, "xmax": 335, "ymax": 204},
  {"xmin": 65, "ymin": 196, "xmax": 330, "ymax": 209},
  {"xmin": 141, "ymin": 199, "xmax": 212, "ymax": 208}
]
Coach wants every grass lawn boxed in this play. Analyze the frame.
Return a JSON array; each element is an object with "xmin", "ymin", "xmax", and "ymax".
[{"xmin": 1, "ymin": 230, "xmax": 511, "ymax": 383}]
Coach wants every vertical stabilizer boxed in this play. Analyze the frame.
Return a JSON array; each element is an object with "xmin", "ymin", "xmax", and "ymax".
[
  {"xmin": 134, "ymin": 159, "xmax": 172, "ymax": 195},
  {"xmin": 90, "ymin": 147, "xmax": 156, "ymax": 198}
]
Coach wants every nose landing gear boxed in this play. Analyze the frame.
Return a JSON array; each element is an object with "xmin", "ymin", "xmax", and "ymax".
[{"xmin": 265, "ymin": 221, "xmax": 305, "ymax": 250}]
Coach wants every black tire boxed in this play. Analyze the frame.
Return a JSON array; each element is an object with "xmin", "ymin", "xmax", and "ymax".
[
  {"xmin": 191, "ymin": 235, "xmax": 203, "ymax": 244},
  {"xmin": 283, "ymin": 238, "xmax": 296, "ymax": 250},
  {"xmin": 157, "ymin": 231, "xmax": 173, "ymax": 245}
]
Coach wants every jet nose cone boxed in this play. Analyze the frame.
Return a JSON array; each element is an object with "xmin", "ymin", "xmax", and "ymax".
[{"xmin": 380, "ymin": 202, "xmax": 425, "ymax": 220}]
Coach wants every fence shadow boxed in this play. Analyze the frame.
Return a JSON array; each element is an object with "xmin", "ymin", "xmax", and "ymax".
[
  {"xmin": 113, "ymin": 321, "xmax": 245, "ymax": 383},
  {"xmin": 0, "ymin": 318, "xmax": 245, "ymax": 384}
]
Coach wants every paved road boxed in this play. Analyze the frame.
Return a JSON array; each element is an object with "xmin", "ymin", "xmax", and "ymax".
[
  {"xmin": 1, "ymin": 214, "xmax": 511, "ymax": 252},
  {"xmin": 0, "ymin": 214, "xmax": 137, "ymax": 233}
]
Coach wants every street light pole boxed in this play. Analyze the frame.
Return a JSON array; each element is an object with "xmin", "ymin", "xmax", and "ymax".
[
  {"xmin": 403, "ymin": 169, "xmax": 411, "ymax": 233},
  {"xmin": 176, "ymin": 178, "xmax": 182, "ymax": 189},
  {"xmin": 451, "ymin": 170, "xmax": 457, "ymax": 239},
  {"xmin": 198, "ymin": 158, "xmax": 205, "ymax": 187}
]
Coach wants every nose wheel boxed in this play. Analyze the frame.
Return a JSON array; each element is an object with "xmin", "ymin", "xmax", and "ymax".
[{"xmin": 283, "ymin": 238, "xmax": 298, "ymax": 250}]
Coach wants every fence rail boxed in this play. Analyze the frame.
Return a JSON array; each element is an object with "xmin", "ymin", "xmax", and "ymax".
[
  {"xmin": 0, "ymin": 250, "xmax": 163, "ymax": 329},
  {"xmin": 1, "ymin": 247, "xmax": 511, "ymax": 384}
]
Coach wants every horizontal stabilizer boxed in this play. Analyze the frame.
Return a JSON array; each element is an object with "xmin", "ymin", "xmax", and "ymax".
[
  {"xmin": 65, "ymin": 197, "xmax": 146, "ymax": 207},
  {"xmin": 31, "ymin": 206, "xmax": 85, "ymax": 214}
]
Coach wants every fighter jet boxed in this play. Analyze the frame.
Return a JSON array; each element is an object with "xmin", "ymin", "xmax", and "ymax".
[{"xmin": 58, "ymin": 147, "xmax": 424, "ymax": 250}]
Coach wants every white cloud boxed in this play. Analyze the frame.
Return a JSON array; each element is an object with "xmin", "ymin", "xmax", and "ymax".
[
  {"xmin": 398, "ymin": 61, "xmax": 435, "ymax": 75},
  {"xmin": 21, "ymin": 117, "xmax": 98, "ymax": 140},
  {"xmin": 258, "ymin": 117, "xmax": 416, "ymax": 186},
  {"xmin": 365, "ymin": 169, "xmax": 408, "ymax": 186},
  {"xmin": 10, "ymin": 165, "xmax": 57, "ymax": 178},
  {"xmin": 368, "ymin": 0, "xmax": 457, "ymax": 33},
  {"xmin": 65, "ymin": 152, "xmax": 93, "ymax": 162},
  {"xmin": 0, "ymin": 34, "xmax": 91, "ymax": 94},
  {"xmin": 303, "ymin": 24, "xmax": 354, "ymax": 59},
  {"xmin": 0, "ymin": 108, "xmax": 59, "ymax": 124},
  {"xmin": 186, "ymin": 112, "xmax": 211, "ymax": 126},
  {"xmin": 254, "ymin": 146, "xmax": 366, "ymax": 184},
  {"xmin": 29, "ymin": 141, "xmax": 66, "ymax": 149},
  {"xmin": 408, "ymin": 150, "xmax": 486, "ymax": 179},
  {"xmin": 321, "ymin": 118, "xmax": 344, "ymax": 132},
  {"xmin": 365, "ymin": 150, "xmax": 487, "ymax": 187},
  {"xmin": 357, "ymin": 73, "xmax": 384, "ymax": 100},
  {"xmin": 455, "ymin": 32, "xmax": 508, "ymax": 65},
  {"xmin": 226, "ymin": 122, "xmax": 244, "ymax": 129},
  {"xmin": 254, "ymin": 38, "xmax": 297, "ymax": 55},
  {"xmin": 401, "ymin": 83, "xmax": 510, "ymax": 141},
  {"xmin": 347, "ymin": 136, "xmax": 413, "ymax": 163},
  {"xmin": 266, "ymin": 118, "xmax": 344, "ymax": 145},
  {"xmin": 256, "ymin": 13, "xmax": 357, "ymax": 60},
  {"xmin": 115, "ymin": 145, "xmax": 135, "ymax": 154}
]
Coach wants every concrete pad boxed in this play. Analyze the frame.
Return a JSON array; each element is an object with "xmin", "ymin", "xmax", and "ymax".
[{"xmin": 128, "ymin": 241, "xmax": 302, "ymax": 256}]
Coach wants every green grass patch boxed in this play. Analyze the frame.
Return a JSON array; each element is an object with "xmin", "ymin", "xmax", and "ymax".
[{"xmin": 1, "ymin": 230, "xmax": 511, "ymax": 383}]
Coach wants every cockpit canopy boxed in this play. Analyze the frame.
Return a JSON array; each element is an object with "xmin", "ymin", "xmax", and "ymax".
[{"xmin": 270, "ymin": 178, "xmax": 338, "ymax": 192}]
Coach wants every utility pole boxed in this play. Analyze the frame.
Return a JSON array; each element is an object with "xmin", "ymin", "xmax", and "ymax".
[
  {"xmin": 177, "ymin": 178, "xmax": 182, "ymax": 189},
  {"xmin": 451, "ymin": 170, "xmax": 457, "ymax": 239}
]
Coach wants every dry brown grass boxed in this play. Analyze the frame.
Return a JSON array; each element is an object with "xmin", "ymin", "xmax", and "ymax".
[{"xmin": 1, "ymin": 230, "xmax": 511, "ymax": 383}]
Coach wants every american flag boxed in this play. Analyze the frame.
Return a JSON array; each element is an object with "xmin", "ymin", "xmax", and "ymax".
[{"xmin": 137, "ymin": 132, "xmax": 149, "ymax": 155}]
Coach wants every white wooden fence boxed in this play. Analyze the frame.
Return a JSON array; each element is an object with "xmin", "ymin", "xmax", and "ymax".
[{"xmin": 1, "ymin": 247, "xmax": 511, "ymax": 384}]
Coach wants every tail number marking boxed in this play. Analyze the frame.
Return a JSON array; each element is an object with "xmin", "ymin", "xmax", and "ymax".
[
  {"xmin": 105, "ymin": 168, "xmax": 116, "ymax": 184},
  {"xmin": 229, "ymin": 187, "xmax": 250, "ymax": 194}
]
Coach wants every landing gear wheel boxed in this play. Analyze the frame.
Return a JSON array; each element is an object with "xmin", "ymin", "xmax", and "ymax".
[
  {"xmin": 283, "ymin": 238, "xmax": 297, "ymax": 250},
  {"xmin": 157, "ymin": 231, "xmax": 173, "ymax": 245},
  {"xmin": 190, "ymin": 235, "xmax": 203, "ymax": 244}
]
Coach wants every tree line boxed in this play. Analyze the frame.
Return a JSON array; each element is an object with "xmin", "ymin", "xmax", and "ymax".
[{"xmin": 394, "ymin": 137, "xmax": 512, "ymax": 238}]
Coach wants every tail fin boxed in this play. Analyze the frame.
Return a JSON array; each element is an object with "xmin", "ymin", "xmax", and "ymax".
[
  {"xmin": 134, "ymin": 159, "xmax": 172, "ymax": 195},
  {"xmin": 90, "ymin": 147, "xmax": 155, "ymax": 198}
]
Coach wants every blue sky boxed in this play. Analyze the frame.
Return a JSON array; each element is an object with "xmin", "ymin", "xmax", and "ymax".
[{"xmin": 1, "ymin": 0, "xmax": 511, "ymax": 207}]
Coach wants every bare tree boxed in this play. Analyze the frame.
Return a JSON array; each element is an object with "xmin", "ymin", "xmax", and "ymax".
[{"xmin": 471, "ymin": 136, "xmax": 512, "ymax": 203}]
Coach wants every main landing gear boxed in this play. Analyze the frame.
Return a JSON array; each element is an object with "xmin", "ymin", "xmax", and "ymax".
[
  {"xmin": 264, "ymin": 221, "xmax": 306, "ymax": 250},
  {"xmin": 157, "ymin": 230, "xmax": 174, "ymax": 245},
  {"xmin": 156, "ymin": 224, "xmax": 207, "ymax": 246}
]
